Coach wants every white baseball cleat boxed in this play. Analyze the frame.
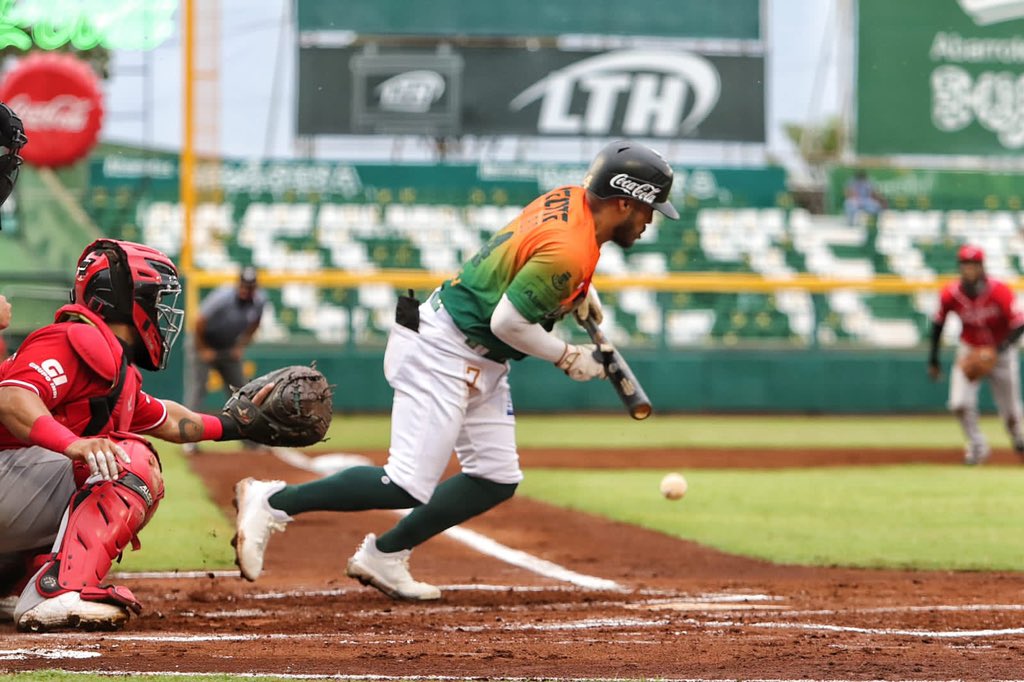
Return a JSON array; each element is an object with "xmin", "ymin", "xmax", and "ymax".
[
  {"xmin": 15, "ymin": 591, "xmax": 129, "ymax": 632},
  {"xmin": 346, "ymin": 533, "xmax": 441, "ymax": 601},
  {"xmin": 233, "ymin": 478, "xmax": 291, "ymax": 581}
]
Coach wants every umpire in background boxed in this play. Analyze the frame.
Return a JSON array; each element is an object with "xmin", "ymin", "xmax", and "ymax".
[{"xmin": 185, "ymin": 266, "xmax": 267, "ymax": 453}]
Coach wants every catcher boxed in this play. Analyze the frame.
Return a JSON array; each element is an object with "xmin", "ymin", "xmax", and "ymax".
[
  {"xmin": 928, "ymin": 244, "xmax": 1024, "ymax": 465},
  {"xmin": 0, "ymin": 239, "xmax": 331, "ymax": 633}
]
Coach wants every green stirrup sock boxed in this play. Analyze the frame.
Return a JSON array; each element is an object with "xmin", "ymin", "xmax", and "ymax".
[
  {"xmin": 376, "ymin": 473, "xmax": 518, "ymax": 553},
  {"xmin": 268, "ymin": 466, "xmax": 419, "ymax": 515}
]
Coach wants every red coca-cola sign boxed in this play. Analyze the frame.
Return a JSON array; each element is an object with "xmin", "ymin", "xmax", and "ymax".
[{"xmin": 0, "ymin": 53, "xmax": 104, "ymax": 168}]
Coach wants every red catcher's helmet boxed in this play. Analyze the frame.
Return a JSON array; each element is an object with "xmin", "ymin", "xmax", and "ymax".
[
  {"xmin": 958, "ymin": 244, "xmax": 985, "ymax": 263},
  {"xmin": 70, "ymin": 239, "xmax": 183, "ymax": 371}
]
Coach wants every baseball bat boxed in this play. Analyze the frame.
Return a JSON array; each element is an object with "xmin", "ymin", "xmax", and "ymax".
[{"xmin": 580, "ymin": 317, "xmax": 652, "ymax": 420}]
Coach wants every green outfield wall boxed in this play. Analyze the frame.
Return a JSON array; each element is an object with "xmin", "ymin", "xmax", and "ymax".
[{"xmin": 157, "ymin": 345, "xmax": 992, "ymax": 415}]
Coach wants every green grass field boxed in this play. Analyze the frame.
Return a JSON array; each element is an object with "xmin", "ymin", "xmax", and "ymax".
[{"xmin": 121, "ymin": 414, "xmax": 1024, "ymax": 573}]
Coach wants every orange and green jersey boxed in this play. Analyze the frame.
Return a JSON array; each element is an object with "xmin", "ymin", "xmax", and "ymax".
[{"xmin": 438, "ymin": 185, "xmax": 600, "ymax": 362}]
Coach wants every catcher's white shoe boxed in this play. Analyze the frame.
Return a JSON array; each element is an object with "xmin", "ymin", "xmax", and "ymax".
[
  {"xmin": 233, "ymin": 478, "xmax": 292, "ymax": 581},
  {"xmin": 15, "ymin": 591, "xmax": 128, "ymax": 632},
  {"xmin": 346, "ymin": 533, "xmax": 441, "ymax": 601}
]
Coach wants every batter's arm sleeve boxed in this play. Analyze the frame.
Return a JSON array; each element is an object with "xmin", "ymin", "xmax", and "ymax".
[
  {"xmin": 0, "ymin": 384, "xmax": 55, "ymax": 441},
  {"xmin": 491, "ymin": 294, "xmax": 567, "ymax": 363}
]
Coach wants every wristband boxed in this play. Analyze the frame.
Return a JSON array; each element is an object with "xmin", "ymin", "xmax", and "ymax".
[
  {"xmin": 197, "ymin": 413, "xmax": 242, "ymax": 441},
  {"xmin": 29, "ymin": 415, "xmax": 79, "ymax": 454},
  {"xmin": 199, "ymin": 413, "xmax": 224, "ymax": 441}
]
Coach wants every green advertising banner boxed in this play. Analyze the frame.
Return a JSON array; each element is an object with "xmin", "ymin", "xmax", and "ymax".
[
  {"xmin": 858, "ymin": 0, "xmax": 1024, "ymax": 156},
  {"xmin": 828, "ymin": 166, "xmax": 1024, "ymax": 211},
  {"xmin": 296, "ymin": 0, "xmax": 761, "ymax": 40},
  {"xmin": 88, "ymin": 156, "xmax": 787, "ymax": 216}
]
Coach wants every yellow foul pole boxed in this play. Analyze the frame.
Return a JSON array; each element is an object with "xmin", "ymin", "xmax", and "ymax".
[{"xmin": 180, "ymin": 0, "xmax": 197, "ymax": 322}]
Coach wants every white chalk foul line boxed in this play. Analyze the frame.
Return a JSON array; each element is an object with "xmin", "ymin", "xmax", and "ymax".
[
  {"xmin": 0, "ymin": 647, "xmax": 99, "ymax": 660},
  {"xmin": 110, "ymin": 570, "xmax": 240, "ymax": 580},
  {"xmin": 272, "ymin": 447, "xmax": 624, "ymax": 592},
  {"xmin": 9, "ymin": 671, "xmax": 1019, "ymax": 682},
  {"xmin": 438, "ymin": 524, "xmax": 623, "ymax": 591},
  {"xmin": 729, "ymin": 620, "xmax": 1024, "ymax": 639}
]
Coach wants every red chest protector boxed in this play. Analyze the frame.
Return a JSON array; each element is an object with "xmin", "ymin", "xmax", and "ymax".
[{"xmin": 48, "ymin": 304, "xmax": 139, "ymax": 437}]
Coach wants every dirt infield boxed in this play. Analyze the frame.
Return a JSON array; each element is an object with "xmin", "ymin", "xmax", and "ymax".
[{"xmin": 6, "ymin": 446, "xmax": 1024, "ymax": 680}]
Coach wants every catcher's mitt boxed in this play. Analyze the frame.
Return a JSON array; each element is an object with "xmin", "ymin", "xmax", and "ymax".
[
  {"xmin": 222, "ymin": 365, "xmax": 333, "ymax": 447},
  {"xmin": 959, "ymin": 345, "xmax": 997, "ymax": 382}
]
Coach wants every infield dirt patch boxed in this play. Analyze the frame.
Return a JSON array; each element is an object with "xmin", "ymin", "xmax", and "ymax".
[{"xmin": 6, "ymin": 446, "xmax": 1024, "ymax": 679}]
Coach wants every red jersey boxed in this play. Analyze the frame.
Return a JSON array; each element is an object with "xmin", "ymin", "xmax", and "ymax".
[
  {"xmin": 0, "ymin": 305, "xmax": 167, "ymax": 450},
  {"xmin": 934, "ymin": 278, "xmax": 1024, "ymax": 347}
]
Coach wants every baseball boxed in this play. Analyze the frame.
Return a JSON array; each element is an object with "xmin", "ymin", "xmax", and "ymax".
[{"xmin": 659, "ymin": 472, "xmax": 688, "ymax": 500}]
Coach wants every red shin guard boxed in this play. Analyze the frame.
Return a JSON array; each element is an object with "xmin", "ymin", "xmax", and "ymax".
[{"xmin": 31, "ymin": 434, "xmax": 164, "ymax": 612}]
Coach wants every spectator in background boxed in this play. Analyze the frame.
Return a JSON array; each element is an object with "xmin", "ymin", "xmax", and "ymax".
[
  {"xmin": 185, "ymin": 266, "xmax": 267, "ymax": 453},
  {"xmin": 844, "ymin": 170, "xmax": 886, "ymax": 225}
]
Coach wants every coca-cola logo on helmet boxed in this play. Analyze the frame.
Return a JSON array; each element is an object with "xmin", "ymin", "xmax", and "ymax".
[
  {"xmin": 0, "ymin": 53, "xmax": 104, "ymax": 168},
  {"xmin": 609, "ymin": 173, "xmax": 661, "ymax": 204}
]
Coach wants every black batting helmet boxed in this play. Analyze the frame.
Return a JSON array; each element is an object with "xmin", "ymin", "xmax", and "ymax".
[{"xmin": 583, "ymin": 140, "xmax": 678, "ymax": 219}]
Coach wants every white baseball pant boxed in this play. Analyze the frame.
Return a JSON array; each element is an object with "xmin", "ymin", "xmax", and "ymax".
[
  {"xmin": 948, "ymin": 344, "xmax": 1024, "ymax": 454},
  {"xmin": 381, "ymin": 296, "xmax": 523, "ymax": 504}
]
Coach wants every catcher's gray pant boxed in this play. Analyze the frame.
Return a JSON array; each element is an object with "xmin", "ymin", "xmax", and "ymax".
[
  {"xmin": 187, "ymin": 348, "xmax": 246, "ymax": 411},
  {"xmin": 948, "ymin": 345, "xmax": 1024, "ymax": 454},
  {"xmin": 0, "ymin": 446, "xmax": 75, "ymax": 554}
]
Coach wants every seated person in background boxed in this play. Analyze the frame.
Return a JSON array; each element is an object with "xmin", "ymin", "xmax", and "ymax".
[{"xmin": 844, "ymin": 170, "xmax": 886, "ymax": 225}]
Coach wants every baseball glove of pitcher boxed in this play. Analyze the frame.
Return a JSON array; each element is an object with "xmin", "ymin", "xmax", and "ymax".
[
  {"xmin": 222, "ymin": 365, "xmax": 333, "ymax": 447},
  {"xmin": 959, "ymin": 345, "xmax": 998, "ymax": 382}
]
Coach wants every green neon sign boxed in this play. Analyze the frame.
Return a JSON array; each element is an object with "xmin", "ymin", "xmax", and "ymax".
[{"xmin": 0, "ymin": 0, "xmax": 178, "ymax": 52}]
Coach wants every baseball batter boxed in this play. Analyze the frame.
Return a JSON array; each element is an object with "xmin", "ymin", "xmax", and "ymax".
[
  {"xmin": 233, "ymin": 140, "xmax": 679, "ymax": 600},
  {"xmin": 0, "ymin": 239, "xmax": 275, "ymax": 632},
  {"xmin": 928, "ymin": 244, "xmax": 1024, "ymax": 465}
]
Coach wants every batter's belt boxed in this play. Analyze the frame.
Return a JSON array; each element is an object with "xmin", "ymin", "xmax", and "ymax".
[{"xmin": 428, "ymin": 289, "xmax": 505, "ymax": 363}]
